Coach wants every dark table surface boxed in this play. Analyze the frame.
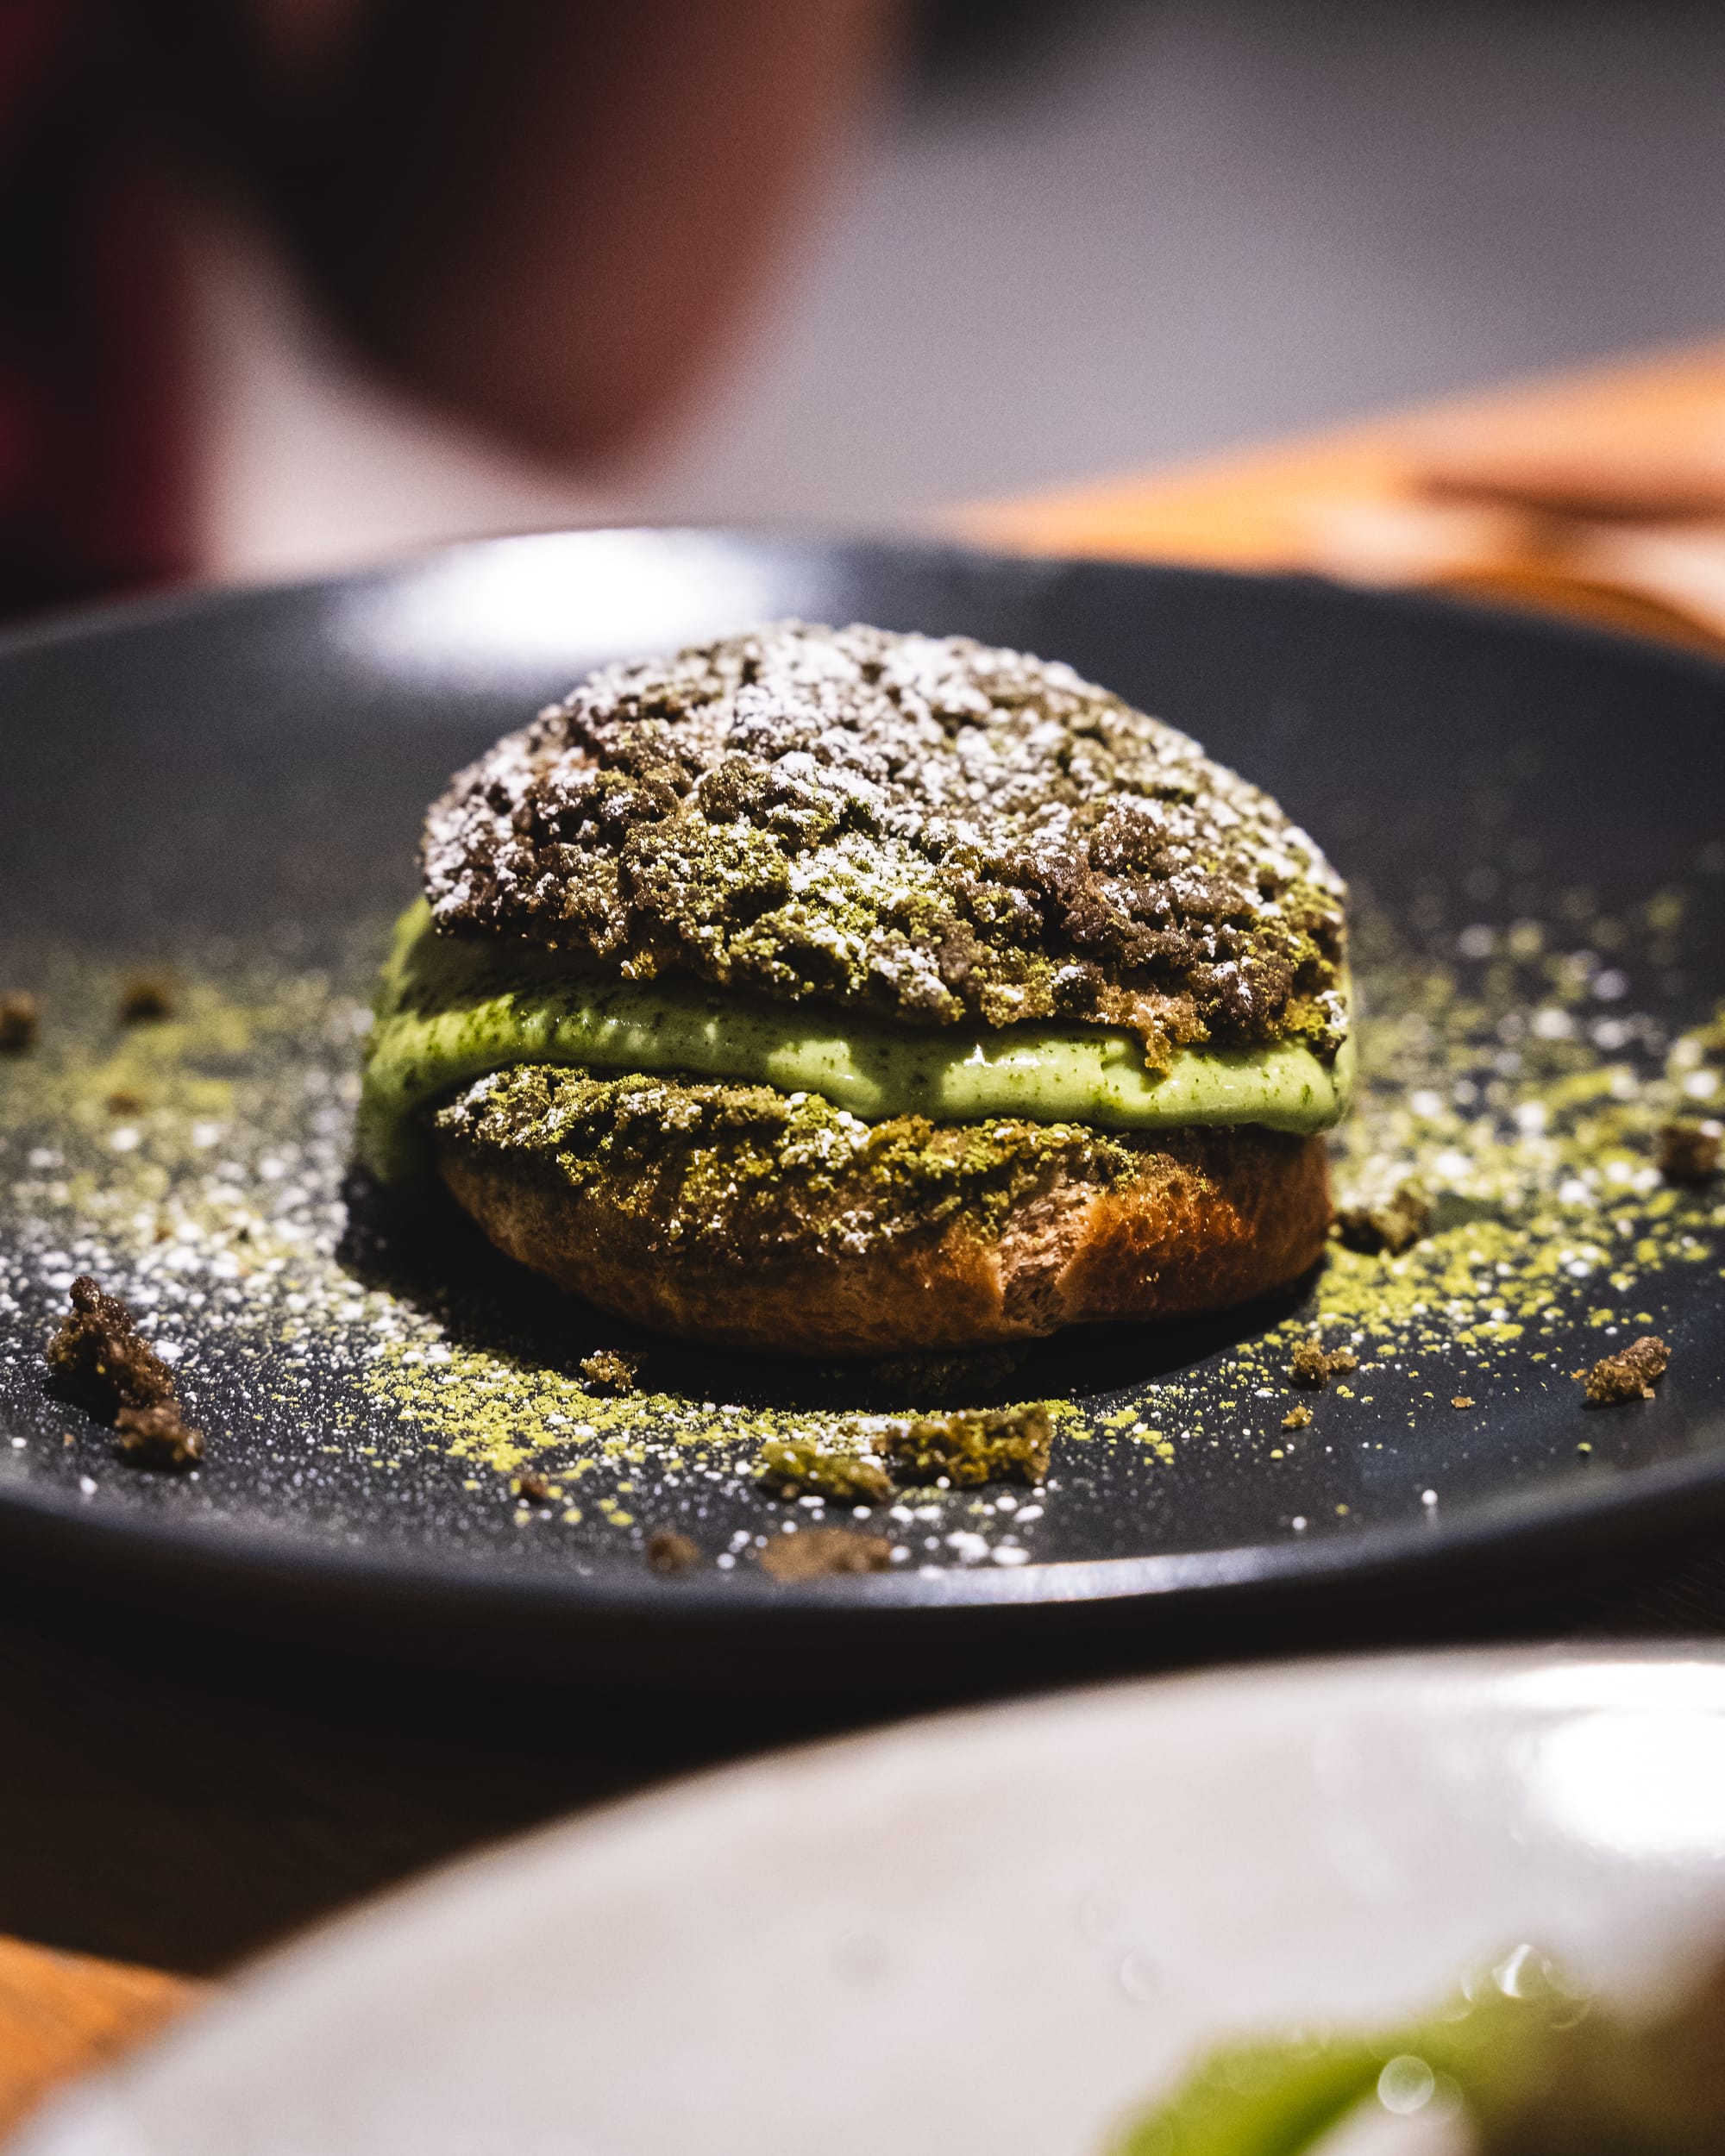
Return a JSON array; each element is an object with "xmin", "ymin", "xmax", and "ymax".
[{"xmin": 2, "ymin": 1529, "xmax": 1722, "ymax": 1979}]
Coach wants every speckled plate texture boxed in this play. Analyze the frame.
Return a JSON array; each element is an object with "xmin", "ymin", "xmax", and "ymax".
[
  {"xmin": 15, "ymin": 1645, "xmax": 1725, "ymax": 2154},
  {"xmin": 0, "ymin": 533, "xmax": 1722, "ymax": 1682}
]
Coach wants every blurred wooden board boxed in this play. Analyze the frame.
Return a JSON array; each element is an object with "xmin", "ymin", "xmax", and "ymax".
[
  {"xmin": 951, "ymin": 335, "xmax": 1725, "ymax": 653},
  {"xmin": 0, "ymin": 1937, "xmax": 201, "ymax": 2138}
]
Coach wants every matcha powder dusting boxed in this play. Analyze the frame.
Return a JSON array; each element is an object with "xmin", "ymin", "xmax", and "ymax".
[{"xmin": 0, "ymin": 873, "xmax": 1720, "ymax": 1581}]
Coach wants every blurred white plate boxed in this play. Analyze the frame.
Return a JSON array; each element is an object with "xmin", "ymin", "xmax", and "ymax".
[{"xmin": 16, "ymin": 1645, "xmax": 1725, "ymax": 2156}]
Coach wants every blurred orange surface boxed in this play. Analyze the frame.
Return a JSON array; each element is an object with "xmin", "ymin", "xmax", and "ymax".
[
  {"xmin": 954, "ymin": 334, "xmax": 1725, "ymax": 654},
  {"xmin": 0, "ymin": 1935, "xmax": 201, "ymax": 2137}
]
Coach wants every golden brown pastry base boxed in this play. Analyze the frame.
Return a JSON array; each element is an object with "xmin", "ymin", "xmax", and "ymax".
[{"xmin": 437, "ymin": 1124, "xmax": 1332, "ymax": 1357}]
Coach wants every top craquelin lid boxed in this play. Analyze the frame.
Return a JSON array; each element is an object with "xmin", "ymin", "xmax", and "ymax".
[{"xmin": 421, "ymin": 622, "xmax": 1348, "ymax": 1067}]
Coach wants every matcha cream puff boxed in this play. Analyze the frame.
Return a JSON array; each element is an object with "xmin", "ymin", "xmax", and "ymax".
[{"xmin": 358, "ymin": 623, "xmax": 1351, "ymax": 1354}]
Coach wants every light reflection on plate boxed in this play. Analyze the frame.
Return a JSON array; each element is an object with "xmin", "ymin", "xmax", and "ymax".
[
  {"xmin": 335, "ymin": 530, "xmax": 785, "ymax": 685},
  {"xmin": 1528, "ymin": 1708, "xmax": 1725, "ymax": 1858}
]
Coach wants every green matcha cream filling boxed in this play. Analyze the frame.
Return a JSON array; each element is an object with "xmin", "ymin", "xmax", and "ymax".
[{"xmin": 358, "ymin": 901, "xmax": 1353, "ymax": 1182}]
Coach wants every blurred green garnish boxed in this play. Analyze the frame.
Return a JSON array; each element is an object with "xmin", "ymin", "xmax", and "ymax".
[{"xmin": 1113, "ymin": 1945, "xmax": 1725, "ymax": 2155}]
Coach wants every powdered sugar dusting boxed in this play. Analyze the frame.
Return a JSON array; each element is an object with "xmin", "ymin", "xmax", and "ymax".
[{"xmin": 423, "ymin": 624, "xmax": 1346, "ymax": 1063}]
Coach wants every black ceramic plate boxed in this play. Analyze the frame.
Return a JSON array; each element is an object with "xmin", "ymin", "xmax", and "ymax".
[{"xmin": 2, "ymin": 531, "xmax": 1722, "ymax": 1686}]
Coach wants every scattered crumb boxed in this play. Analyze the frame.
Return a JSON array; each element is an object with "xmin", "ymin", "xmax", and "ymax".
[
  {"xmin": 1452, "ymin": 1395, "xmax": 1476, "ymax": 1409},
  {"xmin": 45, "ymin": 1275, "xmax": 178, "ymax": 1421},
  {"xmin": 1658, "ymin": 1119, "xmax": 1721, "ymax": 1186},
  {"xmin": 881, "ymin": 1402, "xmax": 1051, "ymax": 1487},
  {"xmin": 758, "ymin": 1526, "xmax": 892, "ymax": 1581},
  {"xmin": 645, "ymin": 1527, "xmax": 700, "ymax": 1574},
  {"xmin": 756, "ymin": 1404, "xmax": 1053, "ymax": 1496},
  {"xmin": 1333, "ymin": 1181, "xmax": 1432, "ymax": 1257},
  {"xmin": 46, "ymin": 1277, "xmax": 204, "ymax": 1472},
  {"xmin": 579, "ymin": 1349, "xmax": 640, "ymax": 1395},
  {"xmin": 1289, "ymin": 1338, "xmax": 1329, "ymax": 1388},
  {"xmin": 105, "ymin": 1088, "xmax": 145, "ymax": 1116},
  {"xmin": 515, "ymin": 1470, "xmax": 551, "ymax": 1503},
  {"xmin": 1281, "ymin": 1403, "xmax": 1313, "ymax": 1431},
  {"xmin": 755, "ymin": 1433, "xmax": 893, "ymax": 1503},
  {"xmin": 117, "ymin": 975, "xmax": 174, "ymax": 1024},
  {"xmin": 0, "ymin": 993, "xmax": 38, "ymax": 1052},
  {"xmin": 114, "ymin": 1401, "xmax": 204, "ymax": 1470},
  {"xmin": 1290, "ymin": 1340, "xmax": 1358, "ymax": 1390},
  {"xmin": 1583, "ymin": 1334, "xmax": 1672, "ymax": 1406}
]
